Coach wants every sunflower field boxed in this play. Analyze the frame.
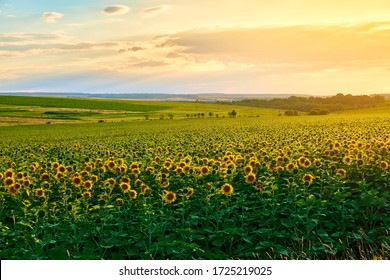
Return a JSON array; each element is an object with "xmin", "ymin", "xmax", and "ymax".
[{"xmin": 0, "ymin": 114, "xmax": 389, "ymax": 260}]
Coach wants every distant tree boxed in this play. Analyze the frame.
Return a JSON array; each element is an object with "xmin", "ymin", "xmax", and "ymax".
[
  {"xmin": 168, "ymin": 114, "xmax": 174, "ymax": 119},
  {"xmin": 209, "ymin": 112, "xmax": 213, "ymax": 118},
  {"xmin": 308, "ymin": 108, "xmax": 329, "ymax": 115},
  {"xmin": 159, "ymin": 113, "xmax": 164, "ymax": 120},
  {"xmin": 284, "ymin": 110, "xmax": 298, "ymax": 116},
  {"xmin": 186, "ymin": 113, "xmax": 190, "ymax": 118},
  {"xmin": 228, "ymin": 110, "xmax": 237, "ymax": 118},
  {"xmin": 201, "ymin": 113, "xmax": 205, "ymax": 118}
]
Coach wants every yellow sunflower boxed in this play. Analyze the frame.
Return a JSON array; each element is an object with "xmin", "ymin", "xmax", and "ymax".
[
  {"xmin": 129, "ymin": 189, "xmax": 137, "ymax": 200},
  {"xmin": 221, "ymin": 183, "xmax": 233, "ymax": 196},
  {"xmin": 379, "ymin": 161, "xmax": 388, "ymax": 171},
  {"xmin": 84, "ymin": 180, "xmax": 93, "ymax": 190},
  {"xmin": 163, "ymin": 191, "xmax": 177, "ymax": 203},
  {"xmin": 35, "ymin": 188, "xmax": 45, "ymax": 197},
  {"xmin": 120, "ymin": 182, "xmax": 130, "ymax": 193},
  {"xmin": 302, "ymin": 173, "xmax": 314, "ymax": 185},
  {"xmin": 245, "ymin": 173, "xmax": 256, "ymax": 184},
  {"xmin": 185, "ymin": 187, "xmax": 194, "ymax": 198},
  {"xmin": 336, "ymin": 169, "xmax": 347, "ymax": 179}
]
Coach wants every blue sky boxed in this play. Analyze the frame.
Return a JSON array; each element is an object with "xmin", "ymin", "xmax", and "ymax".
[{"xmin": 1, "ymin": 0, "xmax": 390, "ymax": 94}]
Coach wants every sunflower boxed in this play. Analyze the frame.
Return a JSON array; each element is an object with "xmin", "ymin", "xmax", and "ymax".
[
  {"xmin": 16, "ymin": 172, "xmax": 24, "ymax": 180},
  {"xmin": 35, "ymin": 188, "xmax": 45, "ymax": 197},
  {"xmin": 160, "ymin": 177, "xmax": 169, "ymax": 188},
  {"xmin": 175, "ymin": 166, "xmax": 183, "ymax": 175},
  {"xmin": 4, "ymin": 177, "xmax": 14, "ymax": 187},
  {"xmin": 185, "ymin": 187, "xmax": 194, "ymax": 198},
  {"xmin": 379, "ymin": 161, "xmax": 388, "ymax": 171},
  {"xmin": 107, "ymin": 160, "xmax": 116, "ymax": 169},
  {"xmin": 130, "ymin": 162, "xmax": 139, "ymax": 169},
  {"xmin": 0, "ymin": 173, "xmax": 3, "ymax": 180},
  {"xmin": 336, "ymin": 169, "xmax": 347, "ymax": 179},
  {"xmin": 72, "ymin": 176, "xmax": 83, "ymax": 187},
  {"xmin": 303, "ymin": 159, "xmax": 311, "ymax": 168},
  {"xmin": 129, "ymin": 189, "xmax": 137, "ymax": 200},
  {"xmin": 146, "ymin": 166, "xmax": 155, "ymax": 174},
  {"xmin": 142, "ymin": 185, "xmax": 152, "ymax": 195},
  {"xmin": 8, "ymin": 186, "xmax": 19, "ymax": 195},
  {"xmin": 120, "ymin": 182, "xmax": 130, "ymax": 192},
  {"xmin": 244, "ymin": 165, "xmax": 253, "ymax": 174},
  {"xmin": 132, "ymin": 168, "xmax": 140, "ymax": 175},
  {"xmin": 254, "ymin": 184, "xmax": 263, "ymax": 191},
  {"xmin": 163, "ymin": 191, "xmax": 177, "ymax": 203},
  {"xmin": 200, "ymin": 166, "xmax": 210, "ymax": 175},
  {"xmin": 298, "ymin": 157, "xmax": 307, "ymax": 166},
  {"xmin": 221, "ymin": 183, "xmax": 233, "ymax": 196},
  {"xmin": 285, "ymin": 162, "xmax": 296, "ymax": 172},
  {"xmin": 82, "ymin": 192, "xmax": 91, "ymax": 199},
  {"xmin": 91, "ymin": 175, "xmax": 98, "ymax": 182},
  {"xmin": 23, "ymin": 179, "xmax": 31, "ymax": 188},
  {"xmin": 121, "ymin": 177, "xmax": 131, "ymax": 184},
  {"xmin": 342, "ymin": 156, "xmax": 353, "ymax": 165},
  {"xmin": 116, "ymin": 198, "xmax": 124, "ymax": 207},
  {"xmin": 245, "ymin": 173, "xmax": 256, "ymax": 184},
  {"xmin": 5, "ymin": 169, "xmax": 14, "ymax": 178},
  {"xmin": 57, "ymin": 165, "xmax": 66, "ymax": 173},
  {"xmin": 84, "ymin": 180, "xmax": 93, "ymax": 190},
  {"xmin": 302, "ymin": 173, "xmax": 314, "ymax": 185},
  {"xmin": 105, "ymin": 178, "xmax": 116, "ymax": 188}
]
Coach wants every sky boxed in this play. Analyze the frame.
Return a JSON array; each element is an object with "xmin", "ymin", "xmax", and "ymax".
[{"xmin": 1, "ymin": 0, "xmax": 390, "ymax": 95}]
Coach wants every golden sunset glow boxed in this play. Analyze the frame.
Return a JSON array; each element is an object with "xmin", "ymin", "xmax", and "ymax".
[{"xmin": 1, "ymin": 0, "xmax": 390, "ymax": 94}]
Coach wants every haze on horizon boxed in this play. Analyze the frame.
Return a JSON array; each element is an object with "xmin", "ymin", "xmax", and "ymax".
[{"xmin": 1, "ymin": 0, "xmax": 390, "ymax": 95}]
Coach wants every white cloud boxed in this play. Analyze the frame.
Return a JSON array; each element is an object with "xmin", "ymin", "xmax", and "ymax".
[
  {"xmin": 142, "ymin": 5, "xmax": 171, "ymax": 16},
  {"xmin": 103, "ymin": 5, "xmax": 130, "ymax": 16},
  {"xmin": 42, "ymin": 12, "xmax": 64, "ymax": 23}
]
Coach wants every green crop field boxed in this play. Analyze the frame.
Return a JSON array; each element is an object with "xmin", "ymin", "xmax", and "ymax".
[{"xmin": 0, "ymin": 97, "xmax": 389, "ymax": 260}]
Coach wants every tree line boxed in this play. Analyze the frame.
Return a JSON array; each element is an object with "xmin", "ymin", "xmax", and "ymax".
[{"xmin": 225, "ymin": 94, "xmax": 385, "ymax": 112}]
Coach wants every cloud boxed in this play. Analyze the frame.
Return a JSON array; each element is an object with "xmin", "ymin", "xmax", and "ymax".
[
  {"xmin": 167, "ymin": 21, "xmax": 390, "ymax": 73},
  {"xmin": 142, "ymin": 5, "xmax": 170, "ymax": 16},
  {"xmin": 103, "ymin": 5, "xmax": 130, "ymax": 16},
  {"xmin": 42, "ymin": 12, "xmax": 64, "ymax": 23}
]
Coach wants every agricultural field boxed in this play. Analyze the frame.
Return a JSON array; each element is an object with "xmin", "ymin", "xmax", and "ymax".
[{"xmin": 0, "ymin": 97, "xmax": 389, "ymax": 260}]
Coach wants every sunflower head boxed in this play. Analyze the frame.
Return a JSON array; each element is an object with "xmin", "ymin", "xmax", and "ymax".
[
  {"xmin": 35, "ymin": 188, "xmax": 45, "ymax": 197},
  {"xmin": 185, "ymin": 187, "xmax": 194, "ymax": 198},
  {"xmin": 72, "ymin": 176, "xmax": 83, "ymax": 187},
  {"xmin": 245, "ymin": 173, "xmax": 256, "ymax": 184},
  {"xmin": 302, "ymin": 173, "xmax": 314, "ymax": 185},
  {"xmin": 82, "ymin": 192, "xmax": 91, "ymax": 199},
  {"xmin": 84, "ymin": 180, "xmax": 93, "ymax": 190},
  {"xmin": 129, "ymin": 189, "xmax": 137, "ymax": 200},
  {"xmin": 120, "ymin": 182, "xmax": 130, "ymax": 192},
  {"xmin": 244, "ymin": 165, "xmax": 253, "ymax": 174},
  {"xmin": 4, "ymin": 177, "xmax": 15, "ymax": 187},
  {"xmin": 380, "ymin": 161, "xmax": 388, "ymax": 171},
  {"xmin": 163, "ymin": 191, "xmax": 177, "ymax": 203},
  {"xmin": 221, "ymin": 183, "xmax": 233, "ymax": 196},
  {"xmin": 336, "ymin": 169, "xmax": 347, "ymax": 179}
]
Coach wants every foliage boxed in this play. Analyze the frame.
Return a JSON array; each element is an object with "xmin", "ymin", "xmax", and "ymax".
[
  {"xmin": 308, "ymin": 108, "xmax": 330, "ymax": 115},
  {"xmin": 228, "ymin": 93, "xmax": 386, "ymax": 112},
  {"xmin": 284, "ymin": 110, "xmax": 298, "ymax": 116}
]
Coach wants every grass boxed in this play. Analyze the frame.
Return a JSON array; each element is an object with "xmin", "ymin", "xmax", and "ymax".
[{"xmin": 0, "ymin": 96, "xmax": 281, "ymax": 125}]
